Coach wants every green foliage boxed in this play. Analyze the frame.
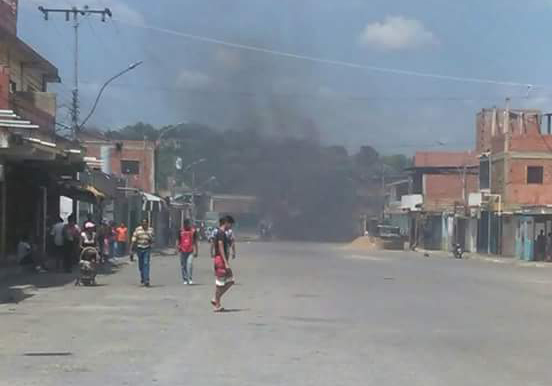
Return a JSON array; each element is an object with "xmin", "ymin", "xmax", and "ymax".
[
  {"xmin": 106, "ymin": 122, "xmax": 158, "ymax": 140},
  {"xmin": 381, "ymin": 154, "xmax": 413, "ymax": 173}
]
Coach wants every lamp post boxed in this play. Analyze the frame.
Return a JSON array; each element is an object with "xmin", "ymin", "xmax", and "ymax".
[{"xmin": 79, "ymin": 61, "xmax": 143, "ymax": 132}]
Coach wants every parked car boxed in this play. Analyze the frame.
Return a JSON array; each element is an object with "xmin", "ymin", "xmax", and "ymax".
[{"xmin": 376, "ymin": 225, "xmax": 405, "ymax": 250}]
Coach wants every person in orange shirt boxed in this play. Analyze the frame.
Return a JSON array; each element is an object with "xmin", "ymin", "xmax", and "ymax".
[{"xmin": 115, "ymin": 222, "xmax": 129, "ymax": 258}]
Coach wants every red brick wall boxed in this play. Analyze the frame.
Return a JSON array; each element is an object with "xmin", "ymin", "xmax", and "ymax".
[
  {"xmin": 506, "ymin": 158, "xmax": 552, "ymax": 207},
  {"xmin": 424, "ymin": 174, "xmax": 478, "ymax": 208},
  {"xmin": 476, "ymin": 110, "xmax": 492, "ymax": 153},
  {"xmin": 414, "ymin": 151, "xmax": 477, "ymax": 167},
  {"xmin": 476, "ymin": 108, "xmax": 541, "ymax": 153},
  {"xmin": 83, "ymin": 140, "xmax": 156, "ymax": 193},
  {"xmin": 509, "ymin": 135, "xmax": 552, "ymax": 152}
]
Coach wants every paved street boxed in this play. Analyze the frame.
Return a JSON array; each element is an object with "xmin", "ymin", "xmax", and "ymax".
[{"xmin": 1, "ymin": 241, "xmax": 552, "ymax": 386}]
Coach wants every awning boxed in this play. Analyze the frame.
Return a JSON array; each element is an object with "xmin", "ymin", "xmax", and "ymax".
[
  {"xmin": 142, "ymin": 192, "xmax": 164, "ymax": 212},
  {"xmin": 0, "ymin": 111, "xmax": 84, "ymax": 165},
  {"xmin": 58, "ymin": 180, "xmax": 106, "ymax": 203}
]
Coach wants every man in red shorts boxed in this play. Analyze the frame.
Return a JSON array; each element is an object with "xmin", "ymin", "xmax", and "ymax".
[{"xmin": 211, "ymin": 215, "xmax": 235, "ymax": 312}]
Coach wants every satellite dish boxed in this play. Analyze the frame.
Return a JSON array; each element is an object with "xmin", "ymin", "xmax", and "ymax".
[{"xmin": 175, "ymin": 157, "xmax": 183, "ymax": 170}]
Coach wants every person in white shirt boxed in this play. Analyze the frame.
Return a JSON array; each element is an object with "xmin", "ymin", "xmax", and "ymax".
[{"xmin": 50, "ymin": 217, "xmax": 65, "ymax": 270}]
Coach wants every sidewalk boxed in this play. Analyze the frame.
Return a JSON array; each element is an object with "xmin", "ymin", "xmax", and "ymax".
[
  {"xmin": 416, "ymin": 248, "xmax": 552, "ymax": 268},
  {"xmin": 0, "ymin": 257, "xmax": 130, "ymax": 304}
]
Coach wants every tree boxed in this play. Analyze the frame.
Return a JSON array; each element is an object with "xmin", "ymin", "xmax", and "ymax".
[{"xmin": 381, "ymin": 154, "xmax": 412, "ymax": 173}]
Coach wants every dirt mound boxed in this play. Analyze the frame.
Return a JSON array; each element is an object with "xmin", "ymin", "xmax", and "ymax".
[{"xmin": 345, "ymin": 236, "xmax": 383, "ymax": 250}]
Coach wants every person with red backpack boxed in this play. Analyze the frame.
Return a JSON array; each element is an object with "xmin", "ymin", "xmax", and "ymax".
[{"xmin": 177, "ymin": 219, "xmax": 198, "ymax": 284}]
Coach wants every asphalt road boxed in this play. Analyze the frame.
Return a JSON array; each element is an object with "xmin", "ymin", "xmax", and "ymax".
[{"xmin": 1, "ymin": 242, "xmax": 552, "ymax": 386}]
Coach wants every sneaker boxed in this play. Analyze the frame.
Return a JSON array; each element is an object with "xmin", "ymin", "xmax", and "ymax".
[
  {"xmin": 144, "ymin": 282, "xmax": 150, "ymax": 287},
  {"xmin": 188, "ymin": 280, "xmax": 193, "ymax": 285},
  {"xmin": 183, "ymin": 280, "xmax": 189, "ymax": 285}
]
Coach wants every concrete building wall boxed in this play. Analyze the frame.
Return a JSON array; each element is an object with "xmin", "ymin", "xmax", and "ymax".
[
  {"xmin": 0, "ymin": 42, "xmax": 46, "ymax": 92},
  {"xmin": 0, "ymin": 65, "xmax": 8, "ymax": 109}
]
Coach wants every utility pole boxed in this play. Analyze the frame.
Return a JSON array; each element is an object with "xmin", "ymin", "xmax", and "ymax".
[{"xmin": 38, "ymin": 5, "xmax": 112, "ymax": 140}]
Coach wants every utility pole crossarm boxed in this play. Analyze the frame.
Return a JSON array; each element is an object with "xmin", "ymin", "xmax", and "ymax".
[{"xmin": 37, "ymin": 5, "xmax": 113, "ymax": 140}]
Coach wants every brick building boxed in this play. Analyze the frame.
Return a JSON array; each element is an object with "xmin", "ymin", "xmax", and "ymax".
[
  {"xmin": 472, "ymin": 107, "xmax": 552, "ymax": 260},
  {"xmin": 79, "ymin": 132, "xmax": 156, "ymax": 194},
  {"xmin": 402, "ymin": 151, "xmax": 479, "ymax": 250}
]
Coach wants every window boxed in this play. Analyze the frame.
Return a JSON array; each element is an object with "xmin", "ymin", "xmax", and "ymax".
[
  {"xmin": 9, "ymin": 80, "xmax": 16, "ymax": 93},
  {"xmin": 121, "ymin": 160, "xmax": 140, "ymax": 175},
  {"xmin": 527, "ymin": 166, "xmax": 543, "ymax": 184}
]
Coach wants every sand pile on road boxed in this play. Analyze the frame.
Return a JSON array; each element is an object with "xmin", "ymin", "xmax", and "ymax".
[{"xmin": 345, "ymin": 236, "xmax": 383, "ymax": 250}]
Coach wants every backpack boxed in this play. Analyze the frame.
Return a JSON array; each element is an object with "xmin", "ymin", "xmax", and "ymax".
[{"xmin": 179, "ymin": 228, "xmax": 195, "ymax": 253}]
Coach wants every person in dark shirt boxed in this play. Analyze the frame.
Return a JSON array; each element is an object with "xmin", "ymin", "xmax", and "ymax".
[
  {"xmin": 211, "ymin": 215, "xmax": 235, "ymax": 312},
  {"xmin": 536, "ymin": 230, "xmax": 546, "ymax": 261}
]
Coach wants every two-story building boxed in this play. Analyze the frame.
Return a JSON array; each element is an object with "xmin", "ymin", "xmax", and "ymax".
[
  {"xmin": 0, "ymin": 1, "xmax": 85, "ymax": 261},
  {"xmin": 472, "ymin": 107, "xmax": 552, "ymax": 260},
  {"xmin": 77, "ymin": 131, "xmax": 169, "ymax": 245}
]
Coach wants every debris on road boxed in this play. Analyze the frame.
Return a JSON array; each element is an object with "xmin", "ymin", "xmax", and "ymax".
[{"xmin": 345, "ymin": 236, "xmax": 383, "ymax": 251}]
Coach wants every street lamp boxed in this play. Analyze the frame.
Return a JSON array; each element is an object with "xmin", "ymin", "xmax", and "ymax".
[
  {"xmin": 79, "ymin": 61, "xmax": 143, "ymax": 130},
  {"xmin": 158, "ymin": 121, "xmax": 189, "ymax": 142},
  {"xmin": 154, "ymin": 121, "xmax": 189, "ymax": 193}
]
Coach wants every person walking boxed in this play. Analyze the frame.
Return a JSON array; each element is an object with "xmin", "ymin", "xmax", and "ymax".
[
  {"xmin": 212, "ymin": 215, "xmax": 235, "ymax": 312},
  {"xmin": 130, "ymin": 219, "xmax": 154, "ymax": 287},
  {"xmin": 177, "ymin": 219, "xmax": 198, "ymax": 284},
  {"xmin": 537, "ymin": 230, "xmax": 546, "ymax": 261},
  {"xmin": 97, "ymin": 220, "xmax": 108, "ymax": 262},
  {"xmin": 50, "ymin": 217, "xmax": 65, "ymax": 270},
  {"xmin": 62, "ymin": 215, "xmax": 79, "ymax": 273},
  {"xmin": 107, "ymin": 221, "xmax": 116, "ymax": 261},
  {"xmin": 226, "ymin": 219, "xmax": 236, "ymax": 260},
  {"xmin": 115, "ymin": 222, "xmax": 129, "ymax": 258}
]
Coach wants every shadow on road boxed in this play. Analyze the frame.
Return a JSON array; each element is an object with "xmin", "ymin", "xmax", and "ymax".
[
  {"xmin": 0, "ymin": 259, "xmax": 126, "ymax": 304},
  {"xmin": 218, "ymin": 308, "xmax": 250, "ymax": 313}
]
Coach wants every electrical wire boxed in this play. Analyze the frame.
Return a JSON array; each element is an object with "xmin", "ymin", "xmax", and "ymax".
[
  {"xmin": 77, "ymin": 80, "xmax": 535, "ymax": 103},
  {"xmin": 114, "ymin": 18, "xmax": 540, "ymax": 90}
]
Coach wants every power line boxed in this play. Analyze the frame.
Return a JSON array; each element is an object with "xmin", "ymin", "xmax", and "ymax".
[
  {"xmin": 77, "ymin": 80, "xmax": 537, "ymax": 103},
  {"xmin": 374, "ymin": 141, "xmax": 474, "ymax": 150},
  {"xmin": 115, "ymin": 18, "xmax": 540, "ymax": 90}
]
